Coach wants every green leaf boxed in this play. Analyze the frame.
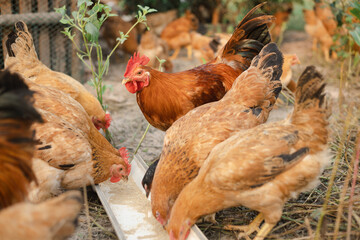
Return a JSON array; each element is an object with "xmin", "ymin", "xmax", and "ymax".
[
  {"xmin": 350, "ymin": 27, "xmax": 360, "ymax": 47},
  {"xmin": 116, "ymin": 31, "xmax": 128, "ymax": 44},
  {"xmin": 87, "ymin": 81, "xmax": 95, "ymax": 87},
  {"xmin": 353, "ymin": 53, "xmax": 360, "ymax": 68},
  {"xmin": 54, "ymin": 6, "xmax": 66, "ymax": 16},
  {"xmin": 88, "ymin": 15, "xmax": 101, "ymax": 29},
  {"xmin": 59, "ymin": 18, "xmax": 70, "ymax": 24},
  {"xmin": 71, "ymin": 11, "xmax": 78, "ymax": 19},
  {"xmin": 350, "ymin": 8, "xmax": 360, "ymax": 21},
  {"xmin": 85, "ymin": 22, "xmax": 99, "ymax": 42},
  {"xmin": 78, "ymin": 0, "xmax": 93, "ymax": 8},
  {"xmin": 76, "ymin": 52, "xmax": 85, "ymax": 61},
  {"xmin": 104, "ymin": 59, "xmax": 110, "ymax": 75}
]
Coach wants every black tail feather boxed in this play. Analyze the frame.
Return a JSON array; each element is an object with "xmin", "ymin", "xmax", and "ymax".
[{"xmin": 0, "ymin": 70, "xmax": 43, "ymax": 123}]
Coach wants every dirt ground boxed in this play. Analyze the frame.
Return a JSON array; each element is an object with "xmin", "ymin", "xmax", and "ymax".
[{"xmin": 70, "ymin": 30, "xmax": 354, "ymax": 240}]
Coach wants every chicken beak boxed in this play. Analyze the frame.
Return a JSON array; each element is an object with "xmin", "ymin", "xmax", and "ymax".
[
  {"xmin": 122, "ymin": 78, "xmax": 131, "ymax": 85},
  {"xmin": 122, "ymin": 175, "xmax": 129, "ymax": 182}
]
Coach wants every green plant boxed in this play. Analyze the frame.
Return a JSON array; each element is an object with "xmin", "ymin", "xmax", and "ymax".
[
  {"xmin": 55, "ymin": 0, "xmax": 156, "ymax": 142},
  {"xmin": 332, "ymin": 1, "xmax": 360, "ymax": 72}
]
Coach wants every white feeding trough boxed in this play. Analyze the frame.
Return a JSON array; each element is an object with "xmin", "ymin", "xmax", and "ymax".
[{"xmin": 95, "ymin": 154, "xmax": 208, "ymax": 240}]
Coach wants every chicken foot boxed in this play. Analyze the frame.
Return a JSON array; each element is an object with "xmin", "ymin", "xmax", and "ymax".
[
  {"xmin": 224, "ymin": 213, "xmax": 264, "ymax": 240},
  {"xmin": 253, "ymin": 222, "xmax": 276, "ymax": 240},
  {"xmin": 169, "ymin": 48, "xmax": 181, "ymax": 60},
  {"xmin": 186, "ymin": 45, "xmax": 193, "ymax": 59}
]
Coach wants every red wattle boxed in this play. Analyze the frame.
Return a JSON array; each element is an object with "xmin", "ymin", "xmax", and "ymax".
[{"xmin": 110, "ymin": 176, "xmax": 121, "ymax": 183}]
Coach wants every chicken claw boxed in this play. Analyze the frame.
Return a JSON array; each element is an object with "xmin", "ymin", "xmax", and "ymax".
[
  {"xmin": 224, "ymin": 213, "xmax": 264, "ymax": 240},
  {"xmin": 197, "ymin": 213, "xmax": 217, "ymax": 224},
  {"xmin": 254, "ymin": 222, "xmax": 276, "ymax": 240}
]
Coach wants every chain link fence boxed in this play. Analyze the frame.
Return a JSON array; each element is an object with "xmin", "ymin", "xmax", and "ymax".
[{"xmin": 0, "ymin": 0, "xmax": 82, "ymax": 80}]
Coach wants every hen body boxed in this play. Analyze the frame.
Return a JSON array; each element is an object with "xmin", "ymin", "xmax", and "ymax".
[
  {"xmin": 0, "ymin": 70, "xmax": 82, "ymax": 240},
  {"xmin": 26, "ymin": 78, "xmax": 130, "ymax": 201},
  {"xmin": 0, "ymin": 71, "xmax": 130, "ymax": 202},
  {"xmin": 167, "ymin": 66, "xmax": 330, "ymax": 240},
  {"xmin": 0, "ymin": 190, "xmax": 82, "ymax": 240},
  {"xmin": 5, "ymin": 21, "xmax": 110, "ymax": 130},
  {"xmin": 151, "ymin": 43, "xmax": 284, "ymax": 224},
  {"xmin": 0, "ymin": 70, "xmax": 43, "ymax": 209}
]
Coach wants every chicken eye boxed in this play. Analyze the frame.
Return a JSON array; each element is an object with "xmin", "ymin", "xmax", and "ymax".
[
  {"xmin": 119, "ymin": 167, "xmax": 123, "ymax": 171},
  {"xmin": 137, "ymin": 71, "xmax": 142, "ymax": 75}
]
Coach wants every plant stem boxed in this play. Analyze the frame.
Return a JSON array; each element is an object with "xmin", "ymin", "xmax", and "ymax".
[
  {"xmin": 133, "ymin": 123, "xmax": 151, "ymax": 156},
  {"xmin": 347, "ymin": 131, "xmax": 360, "ymax": 240},
  {"xmin": 314, "ymin": 110, "xmax": 353, "ymax": 239}
]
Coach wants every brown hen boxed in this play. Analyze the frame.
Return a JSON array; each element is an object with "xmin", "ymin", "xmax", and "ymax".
[
  {"xmin": 5, "ymin": 21, "xmax": 111, "ymax": 130},
  {"xmin": 0, "ymin": 71, "xmax": 130, "ymax": 202},
  {"xmin": 160, "ymin": 10, "xmax": 199, "ymax": 60},
  {"xmin": 151, "ymin": 42, "xmax": 284, "ymax": 226},
  {"xmin": 0, "ymin": 69, "xmax": 43, "ymax": 209}
]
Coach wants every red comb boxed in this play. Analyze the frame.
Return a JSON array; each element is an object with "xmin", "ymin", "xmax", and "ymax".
[
  {"xmin": 104, "ymin": 113, "xmax": 111, "ymax": 129},
  {"xmin": 124, "ymin": 52, "xmax": 150, "ymax": 78},
  {"xmin": 119, "ymin": 147, "xmax": 131, "ymax": 175}
]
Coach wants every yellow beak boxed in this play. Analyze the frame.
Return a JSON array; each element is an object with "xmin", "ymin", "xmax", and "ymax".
[{"xmin": 122, "ymin": 78, "xmax": 131, "ymax": 85}]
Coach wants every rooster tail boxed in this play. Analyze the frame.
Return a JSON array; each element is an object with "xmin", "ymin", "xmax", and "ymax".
[
  {"xmin": 250, "ymin": 42, "xmax": 284, "ymax": 101},
  {"xmin": 293, "ymin": 66, "xmax": 327, "ymax": 114},
  {"xmin": 0, "ymin": 69, "xmax": 43, "ymax": 123},
  {"xmin": 218, "ymin": 3, "xmax": 274, "ymax": 71},
  {"xmin": 5, "ymin": 21, "xmax": 39, "ymax": 62},
  {"xmin": 291, "ymin": 66, "xmax": 329, "ymax": 145}
]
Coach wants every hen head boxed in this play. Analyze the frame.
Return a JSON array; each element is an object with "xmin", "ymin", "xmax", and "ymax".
[
  {"xmin": 110, "ymin": 147, "xmax": 131, "ymax": 183},
  {"xmin": 151, "ymin": 193, "xmax": 176, "ymax": 227},
  {"xmin": 167, "ymin": 219, "xmax": 192, "ymax": 240},
  {"xmin": 92, "ymin": 113, "xmax": 111, "ymax": 130},
  {"xmin": 122, "ymin": 52, "xmax": 150, "ymax": 93}
]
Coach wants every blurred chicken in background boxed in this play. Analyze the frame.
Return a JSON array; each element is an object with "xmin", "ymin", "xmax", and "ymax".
[
  {"xmin": 138, "ymin": 9, "xmax": 178, "ymax": 36},
  {"xmin": 190, "ymin": 32, "xmax": 215, "ymax": 62},
  {"xmin": 160, "ymin": 10, "xmax": 199, "ymax": 60},
  {"xmin": 138, "ymin": 30, "xmax": 173, "ymax": 72},
  {"xmin": 304, "ymin": 0, "xmax": 338, "ymax": 62},
  {"xmin": 281, "ymin": 54, "xmax": 301, "ymax": 92},
  {"xmin": 268, "ymin": 3, "xmax": 293, "ymax": 42},
  {"xmin": 101, "ymin": 15, "xmax": 138, "ymax": 56}
]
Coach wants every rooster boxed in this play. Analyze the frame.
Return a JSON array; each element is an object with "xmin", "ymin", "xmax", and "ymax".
[
  {"xmin": 5, "ymin": 21, "xmax": 111, "ymax": 131},
  {"xmin": 166, "ymin": 66, "xmax": 330, "ymax": 240},
  {"xmin": 151, "ymin": 42, "xmax": 284, "ymax": 226},
  {"xmin": 122, "ymin": 3, "xmax": 274, "ymax": 131},
  {"xmin": 0, "ymin": 69, "xmax": 43, "ymax": 209}
]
